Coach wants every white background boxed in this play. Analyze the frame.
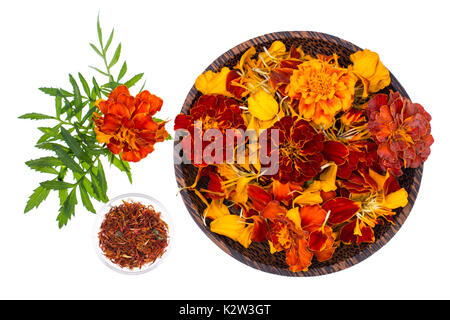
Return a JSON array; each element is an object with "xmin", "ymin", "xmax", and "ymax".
[{"xmin": 0, "ymin": 0, "xmax": 448, "ymax": 300}]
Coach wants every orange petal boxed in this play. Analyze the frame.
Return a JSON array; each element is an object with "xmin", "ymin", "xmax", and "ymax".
[
  {"xmin": 286, "ymin": 237, "xmax": 313, "ymax": 272},
  {"xmin": 272, "ymin": 180, "xmax": 292, "ymax": 202},
  {"xmin": 299, "ymin": 204, "xmax": 327, "ymax": 232},
  {"xmin": 315, "ymin": 246, "xmax": 336, "ymax": 262},
  {"xmin": 261, "ymin": 200, "xmax": 287, "ymax": 219}
]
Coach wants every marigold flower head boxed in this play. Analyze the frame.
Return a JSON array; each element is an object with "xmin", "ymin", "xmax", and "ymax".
[
  {"xmin": 174, "ymin": 94, "xmax": 246, "ymax": 167},
  {"xmin": 340, "ymin": 170, "xmax": 408, "ymax": 244},
  {"xmin": 93, "ymin": 85, "xmax": 168, "ymax": 162},
  {"xmin": 287, "ymin": 59, "xmax": 357, "ymax": 128},
  {"xmin": 367, "ymin": 92, "xmax": 433, "ymax": 176},
  {"xmin": 268, "ymin": 116, "xmax": 324, "ymax": 185}
]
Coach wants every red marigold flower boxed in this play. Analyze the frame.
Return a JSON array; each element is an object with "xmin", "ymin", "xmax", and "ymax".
[
  {"xmin": 174, "ymin": 94, "xmax": 246, "ymax": 166},
  {"xmin": 93, "ymin": 85, "xmax": 168, "ymax": 162},
  {"xmin": 268, "ymin": 116, "xmax": 324, "ymax": 185},
  {"xmin": 367, "ymin": 92, "xmax": 434, "ymax": 176}
]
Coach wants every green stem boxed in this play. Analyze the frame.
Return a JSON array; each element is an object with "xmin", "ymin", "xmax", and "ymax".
[
  {"xmin": 100, "ymin": 43, "xmax": 114, "ymax": 82},
  {"xmin": 74, "ymin": 153, "xmax": 101, "ymax": 187}
]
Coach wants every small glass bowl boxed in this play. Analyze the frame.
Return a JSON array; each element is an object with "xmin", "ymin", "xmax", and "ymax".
[{"xmin": 93, "ymin": 193, "xmax": 172, "ymax": 275}]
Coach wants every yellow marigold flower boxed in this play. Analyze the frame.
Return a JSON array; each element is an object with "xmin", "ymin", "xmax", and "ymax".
[
  {"xmin": 350, "ymin": 49, "xmax": 391, "ymax": 97},
  {"xmin": 287, "ymin": 59, "xmax": 357, "ymax": 128}
]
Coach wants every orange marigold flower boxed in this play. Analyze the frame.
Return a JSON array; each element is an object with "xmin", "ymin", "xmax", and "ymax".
[
  {"xmin": 93, "ymin": 85, "xmax": 168, "ymax": 162},
  {"xmin": 287, "ymin": 59, "xmax": 357, "ymax": 128},
  {"xmin": 269, "ymin": 215, "xmax": 313, "ymax": 272},
  {"xmin": 367, "ymin": 92, "xmax": 434, "ymax": 176}
]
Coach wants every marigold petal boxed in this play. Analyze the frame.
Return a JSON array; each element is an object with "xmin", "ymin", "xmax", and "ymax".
[
  {"xmin": 322, "ymin": 197, "xmax": 360, "ymax": 225},
  {"xmin": 293, "ymin": 190, "xmax": 323, "ymax": 206},
  {"xmin": 308, "ymin": 229, "xmax": 328, "ymax": 252},
  {"xmin": 203, "ymin": 199, "xmax": 230, "ymax": 220},
  {"xmin": 195, "ymin": 67, "xmax": 231, "ymax": 96},
  {"xmin": 339, "ymin": 220, "xmax": 357, "ymax": 244},
  {"xmin": 251, "ymin": 216, "xmax": 269, "ymax": 242},
  {"xmin": 248, "ymin": 89, "xmax": 279, "ymax": 121},
  {"xmin": 210, "ymin": 214, "xmax": 247, "ymax": 242},
  {"xmin": 247, "ymin": 185, "xmax": 272, "ymax": 211},
  {"xmin": 261, "ymin": 200, "xmax": 287, "ymax": 219},
  {"xmin": 384, "ymin": 188, "xmax": 408, "ymax": 209},
  {"xmin": 286, "ymin": 207, "xmax": 301, "ymax": 229},
  {"xmin": 286, "ymin": 237, "xmax": 313, "ymax": 272},
  {"xmin": 323, "ymin": 141, "xmax": 349, "ymax": 166},
  {"xmin": 237, "ymin": 225, "xmax": 253, "ymax": 248},
  {"xmin": 299, "ymin": 204, "xmax": 327, "ymax": 231},
  {"xmin": 320, "ymin": 163, "xmax": 338, "ymax": 192}
]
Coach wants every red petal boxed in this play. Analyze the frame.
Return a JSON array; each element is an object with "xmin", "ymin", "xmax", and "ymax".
[
  {"xmin": 322, "ymin": 197, "xmax": 360, "ymax": 225},
  {"xmin": 323, "ymin": 141, "xmax": 349, "ymax": 165},
  {"xmin": 247, "ymin": 185, "xmax": 272, "ymax": 211},
  {"xmin": 226, "ymin": 70, "xmax": 246, "ymax": 99},
  {"xmin": 251, "ymin": 216, "xmax": 269, "ymax": 242},
  {"xmin": 269, "ymin": 68, "xmax": 293, "ymax": 89},
  {"xmin": 308, "ymin": 229, "xmax": 328, "ymax": 252},
  {"xmin": 174, "ymin": 113, "xmax": 191, "ymax": 130},
  {"xmin": 206, "ymin": 172, "xmax": 224, "ymax": 199},
  {"xmin": 320, "ymin": 190, "xmax": 337, "ymax": 202},
  {"xmin": 356, "ymin": 225, "xmax": 375, "ymax": 244},
  {"xmin": 339, "ymin": 220, "xmax": 357, "ymax": 244},
  {"xmin": 384, "ymin": 175, "xmax": 401, "ymax": 196}
]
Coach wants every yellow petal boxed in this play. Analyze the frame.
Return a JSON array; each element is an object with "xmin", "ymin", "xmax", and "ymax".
[
  {"xmin": 94, "ymin": 127, "xmax": 112, "ymax": 144},
  {"xmin": 246, "ymin": 115, "xmax": 260, "ymax": 132},
  {"xmin": 350, "ymin": 49, "xmax": 390, "ymax": 95},
  {"xmin": 268, "ymin": 240, "xmax": 281, "ymax": 254},
  {"xmin": 210, "ymin": 215, "xmax": 247, "ymax": 241},
  {"xmin": 319, "ymin": 163, "xmax": 338, "ymax": 192},
  {"xmin": 237, "ymin": 225, "xmax": 253, "ymax": 248},
  {"xmin": 286, "ymin": 207, "xmax": 301, "ymax": 229},
  {"xmin": 259, "ymin": 40, "xmax": 286, "ymax": 63},
  {"xmin": 292, "ymin": 191, "xmax": 323, "ymax": 206},
  {"xmin": 195, "ymin": 67, "xmax": 231, "ymax": 96},
  {"xmin": 239, "ymin": 46, "xmax": 256, "ymax": 72},
  {"xmin": 354, "ymin": 219, "xmax": 362, "ymax": 236},
  {"xmin": 306, "ymin": 181, "xmax": 322, "ymax": 193},
  {"xmin": 248, "ymin": 89, "xmax": 279, "ymax": 121},
  {"xmin": 231, "ymin": 176, "xmax": 253, "ymax": 204},
  {"xmin": 369, "ymin": 168, "xmax": 386, "ymax": 192},
  {"xmin": 203, "ymin": 199, "xmax": 230, "ymax": 220},
  {"xmin": 350, "ymin": 50, "xmax": 378, "ymax": 78},
  {"xmin": 383, "ymin": 188, "xmax": 408, "ymax": 209}
]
